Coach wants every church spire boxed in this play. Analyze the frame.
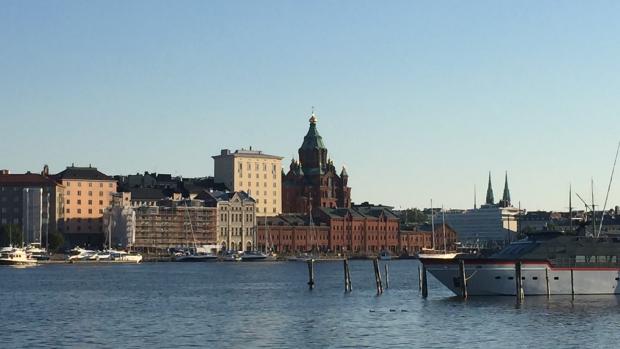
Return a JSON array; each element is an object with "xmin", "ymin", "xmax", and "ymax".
[
  {"xmin": 501, "ymin": 171, "xmax": 511, "ymax": 207},
  {"xmin": 485, "ymin": 172, "xmax": 494, "ymax": 205}
]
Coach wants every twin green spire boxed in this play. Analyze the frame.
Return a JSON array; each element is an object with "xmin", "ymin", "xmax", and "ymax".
[{"xmin": 485, "ymin": 171, "xmax": 511, "ymax": 206}]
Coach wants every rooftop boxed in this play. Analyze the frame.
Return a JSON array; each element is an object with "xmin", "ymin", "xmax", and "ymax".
[
  {"xmin": 0, "ymin": 173, "xmax": 61, "ymax": 187},
  {"xmin": 54, "ymin": 166, "xmax": 113, "ymax": 181},
  {"xmin": 213, "ymin": 148, "xmax": 283, "ymax": 160}
]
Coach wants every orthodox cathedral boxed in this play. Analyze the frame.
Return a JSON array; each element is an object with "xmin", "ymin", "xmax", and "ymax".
[{"xmin": 282, "ymin": 112, "xmax": 351, "ymax": 213}]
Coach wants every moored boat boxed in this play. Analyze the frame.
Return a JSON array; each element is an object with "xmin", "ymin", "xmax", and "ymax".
[
  {"xmin": 420, "ymin": 231, "xmax": 620, "ymax": 296},
  {"xmin": 0, "ymin": 247, "xmax": 38, "ymax": 266}
]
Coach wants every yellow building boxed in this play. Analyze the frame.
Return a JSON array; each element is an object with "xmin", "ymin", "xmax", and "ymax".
[
  {"xmin": 213, "ymin": 149, "xmax": 283, "ymax": 216},
  {"xmin": 54, "ymin": 165, "xmax": 117, "ymax": 246}
]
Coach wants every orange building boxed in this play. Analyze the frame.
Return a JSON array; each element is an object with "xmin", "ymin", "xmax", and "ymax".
[{"xmin": 54, "ymin": 166, "xmax": 117, "ymax": 246}]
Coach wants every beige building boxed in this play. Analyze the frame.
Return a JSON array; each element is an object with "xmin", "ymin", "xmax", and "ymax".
[
  {"xmin": 54, "ymin": 166, "xmax": 117, "ymax": 246},
  {"xmin": 134, "ymin": 198, "xmax": 217, "ymax": 250},
  {"xmin": 213, "ymin": 149, "xmax": 283, "ymax": 216},
  {"xmin": 196, "ymin": 190, "xmax": 256, "ymax": 252}
]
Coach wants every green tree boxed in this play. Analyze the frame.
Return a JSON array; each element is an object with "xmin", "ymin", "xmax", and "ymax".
[
  {"xmin": 46, "ymin": 232, "xmax": 65, "ymax": 253},
  {"xmin": 400, "ymin": 208, "xmax": 428, "ymax": 225},
  {"xmin": 0, "ymin": 224, "xmax": 24, "ymax": 247}
]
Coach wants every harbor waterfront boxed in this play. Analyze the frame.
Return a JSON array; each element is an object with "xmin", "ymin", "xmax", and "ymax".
[{"xmin": 2, "ymin": 260, "xmax": 620, "ymax": 348}]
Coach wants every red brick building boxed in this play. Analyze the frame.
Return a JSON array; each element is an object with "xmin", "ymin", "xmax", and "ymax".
[
  {"xmin": 399, "ymin": 223, "xmax": 458, "ymax": 254},
  {"xmin": 257, "ymin": 204, "xmax": 401, "ymax": 255},
  {"xmin": 282, "ymin": 112, "xmax": 351, "ymax": 213}
]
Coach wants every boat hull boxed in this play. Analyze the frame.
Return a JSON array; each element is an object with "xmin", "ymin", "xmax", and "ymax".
[
  {"xmin": 175, "ymin": 255, "xmax": 218, "ymax": 262},
  {"xmin": 0, "ymin": 259, "xmax": 38, "ymax": 266},
  {"xmin": 421, "ymin": 258, "xmax": 620, "ymax": 296}
]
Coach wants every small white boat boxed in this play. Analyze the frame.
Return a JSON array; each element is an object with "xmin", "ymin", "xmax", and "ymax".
[
  {"xmin": 67, "ymin": 247, "xmax": 97, "ymax": 262},
  {"xmin": 0, "ymin": 247, "xmax": 38, "ymax": 266},
  {"xmin": 221, "ymin": 251, "xmax": 241, "ymax": 262},
  {"xmin": 379, "ymin": 251, "xmax": 392, "ymax": 260},
  {"xmin": 110, "ymin": 250, "xmax": 143, "ymax": 263},
  {"xmin": 286, "ymin": 253, "xmax": 313, "ymax": 262},
  {"xmin": 26, "ymin": 243, "xmax": 50, "ymax": 261},
  {"xmin": 241, "ymin": 251, "xmax": 277, "ymax": 262}
]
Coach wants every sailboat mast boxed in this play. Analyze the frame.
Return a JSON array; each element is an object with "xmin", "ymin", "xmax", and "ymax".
[
  {"xmin": 442, "ymin": 204, "xmax": 446, "ymax": 253},
  {"xmin": 596, "ymin": 141, "xmax": 620, "ymax": 237},
  {"xmin": 591, "ymin": 178, "xmax": 596, "ymax": 237},
  {"xmin": 430, "ymin": 199, "xmax": 435, "ymax": 250},
  {"xmin": 569, "ymin": 184, "xmax": 573, "ymax": 233}
]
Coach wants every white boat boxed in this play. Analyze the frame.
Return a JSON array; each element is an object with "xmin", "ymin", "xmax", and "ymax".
[
  {"xmin": 241, "ymin": 251, "xmax": 277, "ymax": 262},
  {"xmin": 67, "ymin": 247, "xmax": 97, "ymax": 262},
  {"xmin": 286, "ymin": 253, "xmax": 313, "ymax": 262},
  {"xmin": 420, "ymin": 232, "xmax": 620, "ymax": 296},
  {"xmin": 221, "ymin": 251, "xmax": 241, "ymax": 262},
  {"xmin": 0, "ymin": 247, "xmax": 38, "ymax": 266},
  {"xmin": 110, "ymin": 250, "xmax": 143, "ymax": 263},
  {"xmin": 26, "ymin": 243, "xmax": 50, "ymax": 261}
]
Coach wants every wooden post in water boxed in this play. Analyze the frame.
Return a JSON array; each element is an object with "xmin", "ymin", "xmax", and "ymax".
[
  {"xmin": 418, "ymin": 265, "xmax": 422, "ymax": 291},
  {"xmin": 545, "ymin": 268, "xmax": 550, "ymax": 298},
  {"xmin": 373, "ymin": 258, "xmax": 383, "ymax": 294},
  {"xmin": 571, "ymin": 269, "xmax": 575, "ymax": 297},
  {"xmin": 515, "ymin": 261, "xmax": 524, "ymax": 302},
  {"xmin": 421, "ymin": 265, "xmax": 428, "ymax": 298},
  {"xmin": 458, "ymin": 259, "xmax": 468, "ymax": 299},
  {"xmin": 343, "ymin": 259, "xmax": 352, "ymax": 292},
  {"xmin": 384, "ymin": 263, "xmax": 390, "ymax": 289},
  {"xmin": 307, "ymin": 259, "xmax": 315, "ymax": 290}
]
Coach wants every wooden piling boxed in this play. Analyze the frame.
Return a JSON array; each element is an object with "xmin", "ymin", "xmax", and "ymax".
[
  {"xmin": 373, "ymin": 259, "xmax": 383, "ymax": 294},
  {"xmin": 571, "ymin": 269, "xmax": 575, "ymax": 296},
  {"xmin": 343, "ymin": 259, "xmax": 352, "ymax": 292},
  {"xmin": 418, "ymin": 265, "xmax": 422, "ymax": 291},
  {"xmin": 458, "ymin": 259, "xmax": 468, "ymax": 299},
  {"xmin": 421, "ymin": 265, "xmax": 428, "ymax": 298},
  {"xmin": 545, "ymin": 268, "xmax": 550, "ymax": 298},
  {"xmin": 384, "ymin": 264, "xmax": 390, "ymax": 289},
  {"xmin": 307, "ymin": 259, "xmax": 315, "ymax": 290},
  {"xmin": 515, "ymin": 261, "xmax": 524, "ymax": 301}
]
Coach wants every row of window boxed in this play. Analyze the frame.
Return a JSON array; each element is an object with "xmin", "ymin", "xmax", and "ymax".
[
  {"xmin": 238, "ymin": 163, "xmax": 278, "ymax": 172},
  {"xmin": 65, "ymin": 190, "xmax": 108, "ymax": 197},
  {"xmin": 240, "ymin": 182, "xmax": 277, "ymax": 188},
  {"xmin": 65, "ymin": 181, "xmax": 114, "ymax": 188},
  {"xmin": 66, "ymin": 199, "xmax": 105, "ymax": 205},
  {"xmin": 66, "ymin": 208, "xmax": 103, "ymax": 214}
]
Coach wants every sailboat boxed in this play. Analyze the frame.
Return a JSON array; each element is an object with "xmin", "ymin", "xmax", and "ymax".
[
  {"xmin": 241, "ymin": 215, "xmax": 275, "ymax": 261},
  {"xmin": 417, "ymin": 202, "xmax": 459, "ymax": 259},
  {"xmin": 175, "ymin": 201, "xmax": 217, "ymax": 262},
  {"xmin": 0, "ymin": 226, "xmax": 38, "ymax": 266}
]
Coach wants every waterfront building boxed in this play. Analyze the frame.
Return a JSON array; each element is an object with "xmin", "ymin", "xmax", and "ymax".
[
  {"xmin": 102, "ymin": 192, "xmax": 136, "ymax": 248},
  {"xmin": 257, "ymin": 203, "xmax": 399, "ymax": 255},
  {"xmin": 213, "ymin": 148, "xmax": 283, "ymax": 216},
  {"xmin": 282, "ymin": 112, "xmax": 351, "ymax": 213},
  {"xmin": 0, "ymin": 167, "xmax": 64, "ymax": 244},
  {"xmin": 133, "ymin": 198, "xmax": 217, "ymax": 250},
  {"xmin": 196, "ymin": 190, "xmax": 257, "ymax": 252},
  {"xmin": 256, "ymin": 214, "xmax": 330, "ymax": 253},
  {"xmin": 54, "ymin": 165, "xmax": 117, "ymax": 246},
  {"xmin": 439, "ymin": 173, "xmax": 521, "ymax": 245}
]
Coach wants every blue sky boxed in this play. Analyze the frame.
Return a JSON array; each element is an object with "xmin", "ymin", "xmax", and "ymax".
[{"xmin": 2, "ymin": 1, "xmax": 620, "ymax": 211}]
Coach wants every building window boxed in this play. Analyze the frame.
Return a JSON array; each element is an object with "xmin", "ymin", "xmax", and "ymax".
[
  {"xmin": 66, "ymin": 209, "xmax": 70, "ymax": 213},
  {"xmin": 77, "ymin": 191, "xmax": 81, "ymax": 196},
  {"xmin": 77, "ymin": 200, "xmax": 81, "ymax": 205},
  {"xmin": 66, "ymin": 199, "xmax": 70, "ymax": 204},
  {"xmin": 66, "ymin": 182, "xmax": 70, "ymax": 187},
  {"xmin": 99, "ymin": 183, "xmax": 103, "ymax": 188},
  {"xmin": 66, "ymin": 190, "xmax": 71, "ymax": 195},
  {"xmin": 77, "ymin": 209, "xmax": 81, "ymax": 214},
  {"xmin": 99, "ymin": 191, "xmax": 103, "ymax": 196},
  {"xmin": 109, "ymin": 183, "xmax": 113, "ymax": 188},
  {"xmin": 78, "ymin": 182, "xmax": 81, "ymax": 187},
  {"xmin": 99, "ymin": 200, "xmax": 103, "ymax": 205},
  {"xmin": 88, "ymin": 191, "xmax": 92, "ymax": 196},
  {"xmin": 89, "ymin": 182, "xmax": 92, "ymax": 187}
]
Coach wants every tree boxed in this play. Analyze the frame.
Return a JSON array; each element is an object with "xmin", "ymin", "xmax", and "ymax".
[
  {"xmin": 400, "ymin": 208, "xmax": 428, "ymax": 225},
  {"xmin": 0, "ymin": 224, "xmax": 23, "ymax": 247},
  {"xmin": 46, "ymin": 232, "xmax": 65, "ymax": 253}
]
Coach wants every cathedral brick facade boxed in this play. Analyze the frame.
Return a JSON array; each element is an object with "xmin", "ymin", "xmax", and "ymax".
[{"xmin": 282, "ymin": 113, "xmax": 351, "ymax": 213}]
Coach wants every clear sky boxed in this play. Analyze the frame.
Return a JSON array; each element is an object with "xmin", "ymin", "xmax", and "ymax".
[{"xmin": 2, "ymin": 1, "xmax": 620, "ymax": 211}]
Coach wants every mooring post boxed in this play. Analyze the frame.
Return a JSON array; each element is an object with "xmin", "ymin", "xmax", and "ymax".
[
  {"xmin": 373, "ymin": 258, "xmax": 383, "ymax": 294},
  {"xmin": 458, "ymin": 259, "xmax": 468, "ymax": 299},
  {"xmin": 343, "ymin": 258, "xmax": 352, "ymax": 292},
  {"xmin": 545, "ymin": 268, "xmax": 550, "ymax": 298},
  {"xmin": 346, "ymin": 259, "xmax": 352, "ymax": 292},
  {"xmin": 515, "ymin": 261, "xmax": 524, "ymax": 302},
  {"xmin": 384, "ymin": 263, "xmax": 390, "ymax": 289},
  {"xmin": 421, "ymin": 265, "xmax": 428, "ymax": 298},
  {"xmin": 307, "ymin": 259, "xmax": 315, "ymax": 290},
  {"xmin": 570, "ymin": 269, "xmax": 575, "ymax": 299},
  {"xmin": 418, "ymin": 265, "xmax": 422, "ymax": 291}
]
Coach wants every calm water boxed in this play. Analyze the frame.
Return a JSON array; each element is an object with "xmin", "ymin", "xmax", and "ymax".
[{"xmin": 2, "ymin": 260, "xmax": 620, "ymax": 348}]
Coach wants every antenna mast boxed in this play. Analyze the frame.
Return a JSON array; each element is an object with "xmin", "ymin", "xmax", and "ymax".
[
  {"xmin": 597, "ymin": 141, "xmax": 620, "ymax": 237},
  {"xmin": 430, "ymin": 199, "xmax": 435, "ymax": 250}
]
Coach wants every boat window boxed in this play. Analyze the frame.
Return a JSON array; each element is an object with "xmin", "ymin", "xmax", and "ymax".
[
  {"xmin": 532, "ymin": 277, "xmax": 538, "ymax": 280},
  {"xmin": 495, "ymin": 276, "xmax": 501, "ymax": 280},
  {"xmin": 508, "ymin": 277, "xmax": 514, "ymax": 280},
  {"xmin": 554, "ymin": 277, "xmax": 559, "ymax": 280}
]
